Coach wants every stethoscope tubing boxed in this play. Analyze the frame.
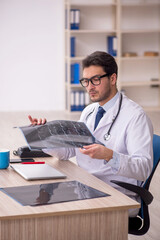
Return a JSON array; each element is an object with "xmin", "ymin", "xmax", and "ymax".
[
  {"xmin": 104, "ymin": 93, "xmax": 123, "ymax": 140},
  {"xmin": 85, "ymin": 93, "xmax": 123, "ymax": 141}
]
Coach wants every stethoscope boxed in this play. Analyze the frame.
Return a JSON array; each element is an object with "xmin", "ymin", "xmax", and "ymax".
[{"xmin": 85, "ymin": 93, "xmax": 123, "ymax": 141}]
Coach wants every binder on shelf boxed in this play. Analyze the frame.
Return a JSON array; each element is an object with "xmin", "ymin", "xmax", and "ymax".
[
  {"xmin": 65, "ymin": 62, "xmax": 67, "ymax": 83},
  {"xmin": 85, "ymin": 92, "xmax": 90, "ymax": 107},
  {"xmin": 65, "ymin": 8, "xmax": 68, "ymax": 29},
  {"xmin": 71, "ymin": 91, "xmax": 76, "ymax": 111},
  {"xmin": 70, "ymin": 37, "xmax": 75, "ymax": 57},
  {"xmin": 74, "ymin": 63, "xmax": 80, "ymax": 84},
  {"xmin": 107, "ymin": 36, "xmax": 117, "ymax": 57},
  {"xmin": 70, "ymin": 9, "xmax": 74, "ymax": 30},
  {"xmin": 75, "ymin": 9, "xmax": 80, "ymax": 30},
  {"xmin": 70, "ymin": 9, "xmax": 80, "ymax": 30},
  {"xmin": 71, "ymin": 91, "xmax": 85, "ymax": 112},
  {"xmin": 75, "ymin": 91, "xmax": 79, "ymax": 111},
  {"xmin": 71, "ymin": 63, "xmax": 80, "ymax": 84},
  {"xmin": 71, "ymin": 64, "xmax": 74, "ymax": 84},
  {"xmin": 79, "ymin": 91, "xmax": 85, "ymax": 111}
]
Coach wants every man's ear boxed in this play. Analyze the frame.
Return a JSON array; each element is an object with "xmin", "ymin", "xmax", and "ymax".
[{"xmin": 110, "ymin": 73, "xmax": 117, "ymax": 86}]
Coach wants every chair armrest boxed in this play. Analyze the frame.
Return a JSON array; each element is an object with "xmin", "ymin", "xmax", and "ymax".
[{"xmin": 110, "ymin": 180, "xmax": 153, "ymax": 205}]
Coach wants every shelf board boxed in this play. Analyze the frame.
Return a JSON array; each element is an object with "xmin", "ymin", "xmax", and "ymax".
[
  {"xmin": 65, "ymin": 83, "xmax": 82, "ymax": 88},
  {"xmin": 66, "ymin": 56, "xmax": 118, "ymax": 61},
  {"xmin": 70, "ymin": 3, "xmax": 117, "ymax": 7},
  {"xmin": 121, "ymin": 80, "xmax": 160, "ymax": 87},
  {"xmin": 66, "ymin": 29, "xmax": 117, "ymax": 34},
  {"xmin": 121, "ymin": 56, "xmax": 160, "ymax": 61},
  {"xmin": 66, "ymin": 29, "xmax": 160, "ymax": 35},
  {"xmin": 65, "ymin": 56, "xmax": 85, "ymax": 61},
  {"xmin": 121, "ymin": 29, "xmax": 160, "ymax": 34},
  {"xmin": 122, "ymin": 3, "xmax": 160, "ymax": 7},
  {"xmin": 70, "ymin": 83, "xmax": 82, "ymax": 88}
]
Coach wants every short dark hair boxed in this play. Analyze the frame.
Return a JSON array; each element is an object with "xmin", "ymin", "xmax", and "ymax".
[{"xmin": 82, "ymin": 51, "xmax": 118, "ymax": 76}]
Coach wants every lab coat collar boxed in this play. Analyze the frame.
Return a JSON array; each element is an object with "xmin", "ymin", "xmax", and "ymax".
[{"xmin": 94, "ymin": 92, "xmax": 121, "ymax": 132}]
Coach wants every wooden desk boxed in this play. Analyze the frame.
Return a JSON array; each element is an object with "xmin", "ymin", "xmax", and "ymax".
[{"xmin": 0, "ymin": 157, "xmax": 140, "ymax": 240}]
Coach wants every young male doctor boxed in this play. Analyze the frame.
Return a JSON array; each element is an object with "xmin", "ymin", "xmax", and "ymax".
[{"xmin": 29, "ymin": 51, "xmax": 153, "ymax": 217}]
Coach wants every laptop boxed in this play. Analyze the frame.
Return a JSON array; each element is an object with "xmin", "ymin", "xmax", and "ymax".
[{"xmin": 10, "ymin": 163, "xmax": 66, "ymax": 180}]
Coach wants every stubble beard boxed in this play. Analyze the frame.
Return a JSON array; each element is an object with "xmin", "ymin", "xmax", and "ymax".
[{"xmin": 89, "ymin": 88, "xmax": 112, "ymax": 103}]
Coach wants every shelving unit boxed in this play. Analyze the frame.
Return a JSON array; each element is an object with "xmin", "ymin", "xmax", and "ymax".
[
  {"xmin": 119, "ymin": 0, "xmax": 160, "ymax": 111},
  {"xmin": 64, "ymin": 0, "xmax": 160, "ymax": 113}
]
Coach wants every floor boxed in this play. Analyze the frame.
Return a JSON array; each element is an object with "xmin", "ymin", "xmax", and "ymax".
[{"xmin": 0, "ymin": 110, "xmax": 159, "ymax": 240}]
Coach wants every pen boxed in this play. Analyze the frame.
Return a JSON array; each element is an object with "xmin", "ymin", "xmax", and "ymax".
[{"xmin": 21, "ymin": 162, "xmax": 45, "ymax": 164}]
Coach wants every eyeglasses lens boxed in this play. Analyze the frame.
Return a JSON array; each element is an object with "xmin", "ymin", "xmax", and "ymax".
[
  {"xmin": 80, "ymin": 76, "xmax": 100, "ymax": 87},
  {"xmin": 91, "ymin": 76, "xmax": 101, "ymax": 86}
]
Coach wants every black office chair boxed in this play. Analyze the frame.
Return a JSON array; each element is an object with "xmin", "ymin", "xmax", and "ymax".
[{"xmin": 111, "ymin": 134, "xmax": 160, "ymax": 235}]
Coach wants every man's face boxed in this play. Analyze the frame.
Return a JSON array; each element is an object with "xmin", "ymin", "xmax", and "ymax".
[{"xmin": 83, "ymin": 65, "xmax": 117, "ymax": 106}]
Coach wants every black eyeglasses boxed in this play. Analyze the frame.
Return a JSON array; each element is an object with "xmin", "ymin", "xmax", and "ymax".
[{"xmin": 79, "ymin": 73, "xmax": 110, "ymax": 87}]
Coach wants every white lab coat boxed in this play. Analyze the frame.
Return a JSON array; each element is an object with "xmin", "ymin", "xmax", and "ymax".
[{"xmin": 44, "ymin": 93, "xmax": 153, "ymax": 214}]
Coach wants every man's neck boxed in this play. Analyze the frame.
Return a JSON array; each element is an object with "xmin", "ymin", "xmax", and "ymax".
[
  {"xmin": 100, "ymin": 91, "xmax": 119, "ymax": 113},
  {"xmin": 99, "ymin": 89, "xmax": 118, "ymax": 106}
]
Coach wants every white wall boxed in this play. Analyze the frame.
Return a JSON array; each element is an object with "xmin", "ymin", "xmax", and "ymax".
[{"xmin": 0, "ymin": 0, "xmax": 64, "ymax": 111}]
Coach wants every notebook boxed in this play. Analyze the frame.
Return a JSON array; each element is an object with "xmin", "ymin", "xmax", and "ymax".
[{"xmin": 10, "ymin": 163, "xmax": 66, "ymax": 180}]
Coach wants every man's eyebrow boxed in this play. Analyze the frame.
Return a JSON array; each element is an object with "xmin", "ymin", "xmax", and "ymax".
[
  {"xmin": 90, "ymin": 74, "xmax": 100, "ymax": 78},
  {"xmin": 83, "ymin": 74, "xmax": 100, "ymax": 79}
]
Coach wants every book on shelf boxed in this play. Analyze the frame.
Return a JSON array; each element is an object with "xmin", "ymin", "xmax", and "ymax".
[
  {"xmin": 65, "ymin": 62, "xmax": 68, "ymax": 82},
  {"xmin": 71, "ymin": 63, "xmax": 80, "ymax": 84},
  {"xmin": 107, "ymin": 36, "xmax": 117, "ymax": 57},
  {"xmin": 70, "ymin": 36, "xmax": 75, "ymax": 57},
  {"xmin": 65, "ymin": 8, "xmax": 68, "ymax": 29},
  {"xmin": 71, "ymin": 90, "xmax": 85, "ymax": 111},
  {"xmin": 71, "ymin": 90, "xmax": 90, "ymax": 112},
  {"xmin": 17, "ymin": 120, "xmax": 103, "ymax": 149},
  {"xmin": 70, "ymin": 9, "xmax": 80, "ymax": 30}
]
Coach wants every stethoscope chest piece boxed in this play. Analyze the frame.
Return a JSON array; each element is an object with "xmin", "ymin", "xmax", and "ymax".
[
  {"xmin": 104, "ymin": 133, "xmax": 111, "ymax": 141},
  {"xmin": 86, "ymin": 93, "xmax": 123, "ymax": 141}
]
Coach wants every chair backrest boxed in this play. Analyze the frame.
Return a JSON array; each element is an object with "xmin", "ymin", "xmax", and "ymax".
[
  {"xmin": 144, "ymin": 134, "xmax": 160, "ymax": 190},
  {"xmin": 134, "ymin": 134, "xmax": 160, "ymax": 235},
  {"xmin": 153, "ymin": 134, "xmax": 160, "ymax": 166}
]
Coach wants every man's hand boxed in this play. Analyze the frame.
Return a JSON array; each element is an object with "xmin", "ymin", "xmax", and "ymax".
[
  {"xmin": 79, "ymin": 144, "xmax": 113, "ymax": 162},
  {"xmin": 28, "ymin": 115, "xmax": 47, "ymax": 125}
]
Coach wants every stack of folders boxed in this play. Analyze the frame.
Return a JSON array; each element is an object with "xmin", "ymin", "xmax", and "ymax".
[
  {"xmin": 71, "ymin": 63, "xmax": 80, "ymax": 84},
  {"xmin": 70, "ymin": 9, "xmax": 80, "ymax": 30},
  {"xmin": 107, "ymin": 36, "xmax": 117, "ymax": 57},
  {"xmin": 71, "ymin": 91, "xmax": 90, "ymax": 111}
]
